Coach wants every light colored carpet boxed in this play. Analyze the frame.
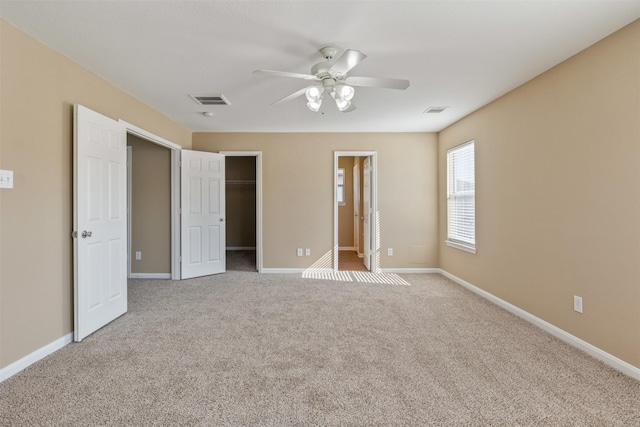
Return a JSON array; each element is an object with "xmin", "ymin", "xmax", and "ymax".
[{"xmin": 1, "ymin": 271, "xmax": 638, "ymax": 426}]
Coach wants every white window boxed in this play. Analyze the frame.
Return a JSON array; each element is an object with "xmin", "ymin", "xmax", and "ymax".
[
  {"xmin": 446, "ymin": 141, "xmax": 476, "ymax": 253},
  {"xmin": 337, "ymin": 168, "xmax": 346, "ymax": 205}
]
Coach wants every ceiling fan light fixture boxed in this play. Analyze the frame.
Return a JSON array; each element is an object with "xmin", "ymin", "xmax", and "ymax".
[
  {"xmin": 336, "ymin": 99, "xmax": 351, "ymax": 112},
  {"xmin": 335, "ymin": 84, "xmax": 355, "ymax": 101},
  {"xmin": 256, "ymin": 46, "xmax": 409, "ymax": 113},
  {"xmin": 306, "ymin": 85, "xmax": 323, "ymax": 103},
  {"xmin": 307, "ymin": 99, "xmax": 322, "ymax": 112}
]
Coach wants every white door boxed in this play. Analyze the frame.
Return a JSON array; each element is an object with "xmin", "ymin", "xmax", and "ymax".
[
  {"xmin": 181, "ymin": 150, "xmax": 226, "ymax": 279},
  {"xmin": 363, "ymin": 157, "xmax": 371, "ymax": 270},
  {"xmin": 353, "ymin": 162, "xmax": 360, "ymax": 255},
  {"xmin": 73, "ymin": 105, "xmax": 127, "ymax": 342}
]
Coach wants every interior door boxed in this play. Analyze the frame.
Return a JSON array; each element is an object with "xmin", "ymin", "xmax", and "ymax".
[
  {"xmin": 363, "ymin": 157, "xmax": 371, "ymax": 270},
  {"xmin": 73, "ymin": 105, "xmax": 127, "ymax": 342},
  {"xmin": 181, "ymin": 150, "xmax": 226, "ymax": 279},
  {"xmin": 353, "ymin": 162, "xmax": 360, "ymax": 255}
]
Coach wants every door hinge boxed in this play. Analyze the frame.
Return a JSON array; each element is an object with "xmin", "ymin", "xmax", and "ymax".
[{"xmin": 71, "ymin": 231, "xmax": 77, "ymax": 239}]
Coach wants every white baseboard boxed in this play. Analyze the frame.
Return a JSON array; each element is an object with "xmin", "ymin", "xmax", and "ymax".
[
  {"xmin": 226, "ymin": 247, "xmax": 256, "ymax": 250},
  {"xmin": 0, "ymin": 333, "xmax": 73, "ymax": 383},
  {"xmin": 339, "ymin": 247, "xmax": 356, "ymax": 251},
  {"xmin": 357, "ymin": 253, "xmax": 364, "ymax": 258},
  {"xmin": 440, "ymin": 269, "xmax": 640, "ymax": 381},
  {"xmin": 381, "ymin": 268, "xmax": 441, "ymax": 274},
  {"xmin": 128, "ymin": 273, "xmax": 171, "ymax": 279}
]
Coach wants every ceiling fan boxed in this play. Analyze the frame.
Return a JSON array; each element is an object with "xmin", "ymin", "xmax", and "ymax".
[{"xmin": 254, "ymin": 46, "xmax": 410, "ymax": 113}]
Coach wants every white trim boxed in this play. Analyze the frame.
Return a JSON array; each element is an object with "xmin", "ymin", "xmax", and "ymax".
[
  {"xmin": 262, "ymin": 268, "xmax": 307, "ymax": 274},
  {"xmin": 334, "ymin": 151, "xmax": 377, "ymax": 274},
  {"xmin": 226, "ymin": 246, "xmax": 256, "ymax": 251},
  {"xmin": 358, "ymin": 252, "xmax": 364, "ymax": 258},
  {"xmin": 446, "ymin": 240, "xmax": 477, "ymax": 254},
  {"xmin": 171, "ymin": 150, "xmax": 181, "ymax": 280},
  {"xmin": 118, "ymin": 120, "xmax": 181, "ymax": 150},
  {"xmin": 440, "ymin": 269, "xmax": 640, "ymax": 381},
  {"xmin": 0, "ymin": 333, "xmax": 73, "ymax": 383},
  {"xmin": 380, "ymin": 268, "xmax": 441, "ymax": 274},
  {"xmin": 128, "ymin": 273, "xmax": 171, "ymax": 279},
  {"xmin": 127, "ymin": 146, "xmax": 132, "ymax": 278},
  {"xmin": 219, "ymin": 151, "xmax": 263, "ymax": 273},
  {"xmin": 353, "ymin": 161, "xmax": 360, "ymax": 255},
  {"xmin": 339, "ymin": 246, "xmax": 356, "ymax": 251}
]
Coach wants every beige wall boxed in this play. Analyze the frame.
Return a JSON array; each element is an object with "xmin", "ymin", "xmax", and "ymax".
[
  {"xmin": 439, "ymin": 20, "xmax": 640, "ymax": 368},
  {"xmin": 225, "ymin": 156, "xmax": 257, "ymax": 248},
  {"xmin": 338, "ymin": 157, "xmax": 354, "ymax": 248},
  {"xmin": 193, "ymin": 133, "xmax": 439, "ymax": 270},
  {"xmin": 128, "ymin": 135, "xmax": 171, "ymax": 274},
  {"xmin": 0, "ymin": 20, "xmax": 191, "ymax": 369}
]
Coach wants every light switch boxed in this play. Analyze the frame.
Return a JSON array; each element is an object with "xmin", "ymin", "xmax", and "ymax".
[{"xmin": 0, "ymin": 170, "xmax": 14, "ymax": 189}]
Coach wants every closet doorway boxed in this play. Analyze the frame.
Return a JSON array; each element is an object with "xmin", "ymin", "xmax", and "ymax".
[
  {"xmin": 221, "ymin": 151, "xmax": 263, "ymax": 272},
  {"xmin": 126, "ymin": 134, "xmax": 173, "ymax": 279}
]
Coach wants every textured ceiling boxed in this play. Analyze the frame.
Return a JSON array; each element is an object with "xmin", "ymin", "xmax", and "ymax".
[{"xmin": 1, "ymin": 1, "xmax": 639, "ymax": 132}]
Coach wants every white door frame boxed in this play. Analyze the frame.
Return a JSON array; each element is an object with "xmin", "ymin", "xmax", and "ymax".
[
  {"xmin": 119, "ymin": 120, "xmax": 182, "ymax": 280},
  {"xmin": 220, "ymin": 151, "xmax": 264, "ymax": 273},
  {"xmin": 353, "ymin": 161, "xmax": 360, "ymax": 256},
  {"xmin": 126, "ymin": 146, "xmax": 132, "ymax": 278},
  {"xmin": 334, "ymin": 151, "xmax": 377, "ymax": 273}
]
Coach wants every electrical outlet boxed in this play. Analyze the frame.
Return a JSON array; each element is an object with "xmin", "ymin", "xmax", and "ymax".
[
  {"xmin": 573, "ymin": 296, "xmax": 583, "ymax": 313},
  {"xmin": 0, "ymin": 170, "xmax": 14, "ymax": 189},
  {"xmin": 388, "ymin": 248, "xmax": 393, "ymax": 256},
  {"xmin": 297, "ymin": 248, "xmax": 303, "ymax": 257},
  {"xmin": 136, "ymin": 251, "xmax": 142, "ymax": 260},
  {"xmin": 305, "ymin": 248, "xmax": 310, "ymax": 256}
]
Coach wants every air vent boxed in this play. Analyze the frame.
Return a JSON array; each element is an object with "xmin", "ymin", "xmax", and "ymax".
[
  {"xmin": 424, "ymin": 106, "xmax": 448, "ymax": 114},
  {"xmin": 190, "ymin": 94, "xmax": 230, "ymax": 106}
]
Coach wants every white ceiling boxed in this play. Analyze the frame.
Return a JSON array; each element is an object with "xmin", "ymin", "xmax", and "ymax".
[{"xmin": 1, "ymin": 1, "xmax": 639, "ymax": 133}]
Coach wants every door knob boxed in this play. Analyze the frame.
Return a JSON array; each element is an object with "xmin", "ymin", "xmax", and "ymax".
[
  {"xmin": 81, "ymin": 231, "xmax": 92, "ymax": 238},
  {"xmin": 219, "ymin": 218, "xmax": 224, "ymax": 222}
]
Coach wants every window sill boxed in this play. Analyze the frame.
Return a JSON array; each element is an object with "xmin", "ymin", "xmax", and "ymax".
[{"xmin": 446, "ymin": 240, "xmax": 476, "ymax": 254}]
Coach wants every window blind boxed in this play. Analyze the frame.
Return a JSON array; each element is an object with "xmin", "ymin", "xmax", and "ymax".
[{"xmin": 447, "ymin": 141, "xmax": 475, "ymax": 249}]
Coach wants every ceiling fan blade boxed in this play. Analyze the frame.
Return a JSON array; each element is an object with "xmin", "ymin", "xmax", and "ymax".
[
  {"xmin": 271, "ymin": 87, "xmax": 309, "ymax": 105},
  {"xmin": 254, "ymin": 69, "xmax": 318, "ymax": 80},
  {"xmin": 344, "ymin": 76, "xmax": 410, "ymax": 90},
  {"xmin": 329, "ymin": 49, "xmax": 367, "ymax": 74}
]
